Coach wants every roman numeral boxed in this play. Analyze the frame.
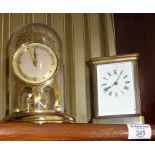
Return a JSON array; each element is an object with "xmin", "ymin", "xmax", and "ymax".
[
  {"xmin": 113, "ymin": 70, "xmax": 117, "ymax": 75},
  {"xmin": 125, "ymin": 81, "xmax": 130, "ymax": 84},
  {"xmin": 103, "ymin": 77, "xmax": 108, "ymax": 80},
  {"xmin": 124, "ymin": 86, "xmax": 129, "ymax": 90},
  {"xmin": 107, "ymin": 72, "xmax": 111, "ymax": 76},
  {"xmin": 108, "ymin": 91, "xmax": 112, "ymax": 96},
  {"xmin": 123, "ymin": 75, "xmax": 128, "ymax": 79},
  {"xmin": 102, "ymin": 83, "xmax": 107, "ymax": 86}
]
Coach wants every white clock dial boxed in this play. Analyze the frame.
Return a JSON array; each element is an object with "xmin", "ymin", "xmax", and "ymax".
[
  {"xmin": 97, "ymin": 61, "xmax": 136, "ymax": 116},
  {"xmin": 13, "ymin": 42, "xmax": 58, "ymax": 84}
]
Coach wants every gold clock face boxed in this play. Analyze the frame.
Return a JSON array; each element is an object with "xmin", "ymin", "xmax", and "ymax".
[{"xmin": 12, "ymin": 42, "xmax": 58, "ymax": 85}]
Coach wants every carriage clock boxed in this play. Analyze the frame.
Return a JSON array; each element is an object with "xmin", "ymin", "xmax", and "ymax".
[
  {"xmin": 90, "ymin": 54, "xmax": 144, "ymax": 124},
  {"xmin": 4, "ymin": 23, "xmax": 74, "ymax": 123}
]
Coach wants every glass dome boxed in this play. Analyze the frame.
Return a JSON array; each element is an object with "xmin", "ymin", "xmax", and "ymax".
[{"xmin": 5, "ymin": 23, "xmax": 74, "ymax": 123}]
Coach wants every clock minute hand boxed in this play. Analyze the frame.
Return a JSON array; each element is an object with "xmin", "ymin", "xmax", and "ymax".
[
  {"xmin": 28, "ymin": 48, "xmax": 35, "ymax": 60},
  {"xmin": 33, "ymin": 48, "xmax": 38, "ymax": 67},
  {"xmin": 34, "ymin": 48, "xmax": 37, "ymax": 60},
  {"xmin": 116, "ymin": 70, "xmax": 123, "ymax": 83}
]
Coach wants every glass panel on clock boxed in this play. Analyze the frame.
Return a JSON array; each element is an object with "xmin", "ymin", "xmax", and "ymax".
[{"xmin": 97, "ymin": 61, "xmax": 136, "ymax": 116}]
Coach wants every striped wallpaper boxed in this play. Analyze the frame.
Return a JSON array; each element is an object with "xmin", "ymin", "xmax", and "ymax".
[{"xmin": 0, "ymin": 13, "xmax": 116, "ymax": 123}]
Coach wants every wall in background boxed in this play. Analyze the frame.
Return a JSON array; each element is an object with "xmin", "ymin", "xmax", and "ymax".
[
  {"xmin": 114, "ymin": 13, "xmax": 155, "ymax": 123},
  {"xmin": 0, "ymin": 13, "xmax": 116, "ymax": 122}
]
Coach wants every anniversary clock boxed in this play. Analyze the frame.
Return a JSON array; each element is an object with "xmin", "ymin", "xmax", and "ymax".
[
  {"xmin": 90, "ymin": 54, "xmax": 144, "ymax": 124},
  {"xmin": 4, "ymin": 23, "xmax": 74, "ymax": 123}
]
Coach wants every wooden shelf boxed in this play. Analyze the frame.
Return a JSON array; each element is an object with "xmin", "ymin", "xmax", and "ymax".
[{"xmin": 0, "ymin": 123, "xmax": 154, "ymax": 140}]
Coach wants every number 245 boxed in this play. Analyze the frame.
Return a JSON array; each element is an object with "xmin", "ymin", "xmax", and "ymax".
[{"xmin": 136, "ymin": 130, "xmax": 145, "ymax": 137}]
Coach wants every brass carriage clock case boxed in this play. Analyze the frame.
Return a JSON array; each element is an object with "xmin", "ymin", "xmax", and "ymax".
[
  {"xmin": 89, "ymin": 54, "xmax": 144, "ymax": 124},
  {"xmin": 4, "ymin": 23, "xmax": 74, "ymax": 123}
]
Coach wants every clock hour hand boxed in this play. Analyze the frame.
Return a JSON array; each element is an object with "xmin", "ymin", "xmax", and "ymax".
[
  {"xmin": 104, "ymin": 83, "xmax": 115, "ymax": 92},
  {"xmin": 104, "ymin": 86, "xmax": 111, "ymax": 92}
]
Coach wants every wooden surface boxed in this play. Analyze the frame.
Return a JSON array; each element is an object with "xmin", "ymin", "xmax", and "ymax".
[
  {"xmin": 114, "ymin": 14, "xmax": 155, "ymax": 123},
  {"xmin": 0, "ymin": 123, "xmax": 154, "ymax": 140}
]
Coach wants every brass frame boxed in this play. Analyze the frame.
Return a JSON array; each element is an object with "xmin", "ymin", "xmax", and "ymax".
[
  {"xmin": 13, "ymin": 78, "xmax": 60, "ymax": 112},
  {"xmin": 89, "ymin": 53, "xmax": 144, "ymax": 124},
  {"xmin": 4, "ymin": 78, "xmax": 75, "ymax": 123},
  {"xmin": 4, "ymin": 77, "xmax": 74, "ymax": 123}
]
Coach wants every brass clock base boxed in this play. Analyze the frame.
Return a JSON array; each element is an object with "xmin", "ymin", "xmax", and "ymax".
[
  {"xmin": 3, "ymin": 112, "xmax": 75, "ymax": 123},
  {"xmin": 92, "ymin": 115, "xmax": 145, "ymax": 124}
]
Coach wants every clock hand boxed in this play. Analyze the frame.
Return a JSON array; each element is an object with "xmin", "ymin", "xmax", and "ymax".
[
  {"xmin": 33, "ymin": 48, "xmax": 38, "ymax": 67},
  {"xmin": 28, "ymin": 48, "xmax": 35, "ymax": 60},
  {"xmin": 104, "ymin": 71, "xmax": 123, "ymax": 93},
  {"xmin": 104, "ymin": 86, "xmax": 111, "ymax": 92},
  {"xmin": 104, "ymin": 83, "xmax": 115, "ymax": 92},
  {"xmin": 28, "ymin": 48, "xmax": 38, "ymax": 67},
  {"xmin": 34, "ymin": 48, "xmax": 37, "ymax": 60},
  {"xmin": 115, "ymin": 70, "xmax": 123, "ymax": 83}
]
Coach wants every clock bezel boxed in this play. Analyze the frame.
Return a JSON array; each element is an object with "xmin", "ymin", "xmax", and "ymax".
[
  {"xmin": 90, "ymin": 54, "xmax": 142, "ymax": 118},
  {"xmin": 12, "ymin": 41, "xmax": 59, "ymax": 85}
]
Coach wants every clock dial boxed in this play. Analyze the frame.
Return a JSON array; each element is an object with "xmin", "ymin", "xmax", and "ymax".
[
  {"xmin": 13, "ymin": 42, "xmax": 58, "ymax": 84},
  {"xmin": 102, "ymin": 69, "xmax": 130, "ymax": 97},
  {"xmin": 97, "ymin": 61, "xmax": 136, "ymax": 116}
]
